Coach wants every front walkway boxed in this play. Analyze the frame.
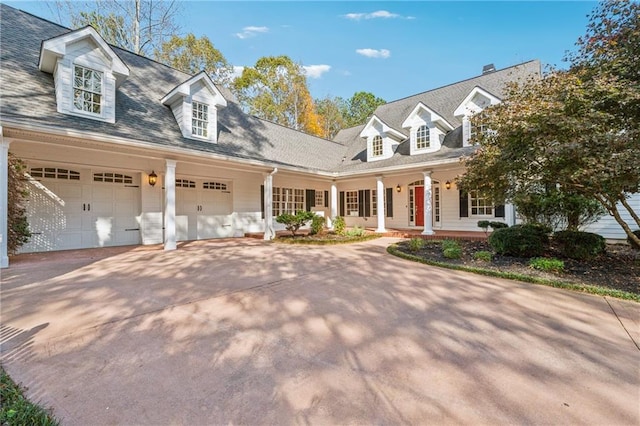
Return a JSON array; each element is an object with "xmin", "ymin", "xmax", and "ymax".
[{"xmin": 1, "ymin": 238, "xmax": 638, "ymax": 425}]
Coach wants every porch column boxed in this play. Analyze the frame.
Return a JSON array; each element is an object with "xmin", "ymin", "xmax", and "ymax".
[
  {"xmin": 376, "ymin": 176, "xmax": 386, "ymax": 233},
  {"xmin": 164, "ymin": 159, "xmax": 177, "ymax": 250},
  {"xmin": 505, "ymin": 203, "xmax": 516, "ymax": 227},
  {"xmin": 329, "ymin": 181, "xmax": 338, "ymax": 229},
  {"xmin": 0, "ymin": 133, "xmax": 10, "ymax": 268},
  {"xmin": 422, "ymin": 171, "xmax": 434, "ymax": 235},
  {"xmin": 263, "ymin": 169, "xmax": 277, "ymax": 240}
]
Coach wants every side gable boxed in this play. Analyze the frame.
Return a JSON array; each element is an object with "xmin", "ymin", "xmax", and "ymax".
[{"xmin": 453, "ymin": 86, "xmax": 501, "ymax": 118}]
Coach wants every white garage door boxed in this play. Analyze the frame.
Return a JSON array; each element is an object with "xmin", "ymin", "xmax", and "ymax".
[
  {"xmin": 176, "ymin": 178, "xmax": 233, "ymax": 241},
  {"xmin": 21, "ymin": 167, "xmax": 141, "ymax": 253}
]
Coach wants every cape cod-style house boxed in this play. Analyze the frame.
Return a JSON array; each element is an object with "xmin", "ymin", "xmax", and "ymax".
[{"xmin": 1, "ymin": 4, "xmax": 637, "ymax": 268}]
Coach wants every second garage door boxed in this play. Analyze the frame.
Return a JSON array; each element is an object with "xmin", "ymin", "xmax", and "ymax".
[{"xmin": 176, "ymin": 178, "xmax": 233, "ymax": 241}]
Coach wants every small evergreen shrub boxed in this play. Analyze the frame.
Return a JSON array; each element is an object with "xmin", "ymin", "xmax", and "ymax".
[
  {"xmin": 441, "ymin": 239, "xmax": 460, "ymax": 251},
  {"xmin": 477, "ymin": 220, "xmax": 491, "ymax": 234},
  {"xmin": 489, "ymin": 221, "xmax": 508, "ymax": 230},
  {"xmin": 309, "ymin": 215, "xmax": 325, "ymax": 235},
  {"xmin": 473, "ymin": 250, "xmax": 493, "ymax": 262},
  {"xmin": 628, "ymin": 229, "xmax": 640, "ymax": 250},
  {"xmin": 488, "ymin": 224, "xmax": 549, "ymax": 257},
  {"xmin": 276, "ymin": 210, "xmax": 315, "ymax": 236},
  {"xmin": 333, "ymin": 216, "xmax": 346, "ymax": 235},
  {"xmin": 408, "ymin": 237, "xmax": 424, "ymax": 252},
  {"xmin": 529, "ymin": 257, "xmax": 565, "ymax": 273},
  {"xmin": 345, "ymin": 226, "xmax": 366, "ymax": 237},
  {"xmin": 554, "ymin": 230, "xmax": 606, "ymax": 260},
  {"xmin": 443, "ymin": 247, "xmax": 463, "ymax": 259}
]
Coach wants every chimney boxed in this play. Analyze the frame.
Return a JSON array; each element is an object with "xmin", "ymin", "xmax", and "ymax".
[{"xmin": 482, "ymin": 63, "xmax": 496, "ymax": 74}]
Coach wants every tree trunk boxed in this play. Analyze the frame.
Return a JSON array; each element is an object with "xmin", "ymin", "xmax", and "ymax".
[
  {"xmin": 133, "ymin": 0, "xmax": 140, "ymax": 54},
  {"xmin": 598, "ymin": 194, "xmax": 640, "ymax": 247}
]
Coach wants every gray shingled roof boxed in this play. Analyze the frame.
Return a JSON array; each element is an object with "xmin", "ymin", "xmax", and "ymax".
[{"xmin": 0, "ymin": 4, "xmax": 540, "ymax": 176}]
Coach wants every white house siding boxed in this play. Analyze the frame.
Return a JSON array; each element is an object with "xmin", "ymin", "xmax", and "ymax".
[
  {"xmin": 268, "ymin": 174, "xmax": 332, "ymax": 231},
  {"xmin": 583, "ymin": 193, "xmax": 640, "ymax": 240}
]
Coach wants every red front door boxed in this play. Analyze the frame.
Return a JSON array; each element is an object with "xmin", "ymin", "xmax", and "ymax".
[{"xmin": 415, "ymin": 186, "xmax": 424, "ymax": 226}]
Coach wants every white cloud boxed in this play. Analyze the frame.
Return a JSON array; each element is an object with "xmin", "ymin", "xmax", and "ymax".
[
  {"xmin": 356, "ymin": 48, "xmax": 391, "ymax": 59},
  {"xmin": 343, "ymin": 10, "xmax": 409, "ymax": 20},
  {"xmin": 235, "ymin": 26, "xmax": 269, "ymax": 39},
  {"xmin": 303, "ymin": 64, "xmax": 331, "ymax": 79},
  {"xmin": 231, "ymin": 66, "xmax": 245, "ymax": 79}
]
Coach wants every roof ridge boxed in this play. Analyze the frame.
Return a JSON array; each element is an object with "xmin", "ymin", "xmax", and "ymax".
[{"xmin": 254, "ymin": 115, "xmax": 347, "ymax": 147}]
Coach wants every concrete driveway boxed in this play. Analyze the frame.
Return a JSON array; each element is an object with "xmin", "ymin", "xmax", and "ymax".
[{"xmin": 1, "ymin": 238, "xmax": 638, "ymax": 425}]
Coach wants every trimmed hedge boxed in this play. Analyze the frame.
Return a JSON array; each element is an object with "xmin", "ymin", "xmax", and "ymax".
[
  {"xmin": 488, "ymin": 223, "xmax": 549, "ymax": 257},
  {"xmin": 554, "ymin": 230, "xmax": 605, "ymax": 260}
]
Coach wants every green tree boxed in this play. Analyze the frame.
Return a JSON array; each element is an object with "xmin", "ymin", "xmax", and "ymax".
[
  {"xmin": 343, "ymin": 91, "xmax": 386, "ymax": 127},
  {"xmin": 75, "ymin": 11, "xmax": 128, "ymax": 48},
  {"xmin": 8, "ymin": 154, "xmax": 30, "ymax": 254},
  {"xmin": 315, "ymin": 96, "xmax": 346, "ymax": 139},
  {"xmin": 154, "ymin": 34, "xmax": 233, "ymax": 85},
  {"xmin": 233, "ymin": 55, "xmax": 322, "ymax": 136}
]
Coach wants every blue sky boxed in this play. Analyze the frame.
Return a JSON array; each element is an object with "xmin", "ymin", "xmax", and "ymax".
[{"xmin": 6, "ymin": 1, "xmax": 597, "ymax": 102}]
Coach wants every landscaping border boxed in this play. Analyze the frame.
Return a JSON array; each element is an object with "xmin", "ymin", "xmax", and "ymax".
[{"xmin": 274, "ymin": 234, "xmax": 381, "ymax": 245}]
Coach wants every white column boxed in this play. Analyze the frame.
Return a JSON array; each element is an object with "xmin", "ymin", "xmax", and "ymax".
[
  {"xmin": 376, "ymin": 176, "xmax": 386, "ymax": 233},
  {"xmin": 0, "ymin": 135, "xmax": 10, "ymax": 268},
  {"xmin": 505, "ymin": 203, "xmax": 516, "ymax": 227},
  {"xmin": 164, "ymin": 159, "xmax": 177, "ymax": 250},
  {"xmin": 329, "ymin": 182, "xmax": 338, "ymax": 229},
  {"xmin": 422, "ymin": 171, "xmax": 434, "ymax": 235},
  {"xmin": 263, "ymin": 171, "xmax": 276, "ymax": 240}
]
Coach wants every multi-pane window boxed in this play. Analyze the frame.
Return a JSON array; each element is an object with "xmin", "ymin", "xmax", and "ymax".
[
  {"xmin": 434, "ymin": 186, "xmax": 440, "ymax": 223},
  {"xmin": 192, "ymin": 102, "xmax": 209, "ymax": 137},
  {"xmin": 73, "ymin": 65, "xmax": 102, "ymax": 114},
  {"xmin": 315, "ymin": 190, "xmax": 324, "ymax": 207},
  {"xmin": 346, "ymin": 190, "xmax": 359, "ymax": 216},
  {"xmin": 470, "ymin": 120, "xmax": 488, "ymax": 143},
  {"xmin": 273, "ymin": 187, "xmax": 304, "ymax": 216},
  {"xmin": 416, "ymin": 125, "xmax": 430, "ymax": 149},
  {"xmin": 203, "ymin": 182, "xmax": 227, "ymax": 190},
  {"xmin": 372, "ymin": 136, "xmax": 383, "ymax": 157},
  {"xmin": 469, "ymin": 190, "xmax": 493, "ymax": 216},
  {"xmin": 176, "ymin": 179, "xmax": 196, "ymax": 188},
  {"xmin": 30, "ymin": 167, "xmax": 80, "ymax": 180},
  {"xmin": 93, "ymin": 172, "xmax": 133, "ymax": 184},
  {"xmin": 372, "ymin": 189, "xmax": 377, "ymax": 217}
]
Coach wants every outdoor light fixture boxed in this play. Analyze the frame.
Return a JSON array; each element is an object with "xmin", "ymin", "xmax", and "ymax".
[
  {"xmin": 445, "ymin": 180, "xmax": 452, "ymax": 190},
  {"xmin": 148, "ymin": 170, "xmax": 158, "ymax": 187},
  {"xmin": 396, "ymin": 184, "xmax": 401, "ymax": 193}
]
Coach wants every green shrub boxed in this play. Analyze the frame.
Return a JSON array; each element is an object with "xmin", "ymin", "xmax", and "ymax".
[
  {"xmin": 309, "ymin": 215, "xmax": 325, "ymax": 235},
  {"xmin": 345, "ymin": 226, "xmax": 366, "ymax": 237},
  {"xmin": 529, "ymin": 257, "xmax": 565, "ymax": 273},
  {"xmin": 628, "ymin": 229, "xmax": 640, "ymax": 250},
  {"xmin": 489, "ymin": 221, "xmax": 508, "ymax": 230},
  {"xmin": 275, "ymin": 210, "xmax": 315, "ymax": 236},
  {"xmin": 408, "ymin": 237, "xmax": 424, "ymax": 252},
  {"xmin": 488, "ymin": 224, "xmax": 549, "ymax": 257},
  {"xmin": 443, "ymin": 247, "xmax": 463, "ymax": 259},
  {"xmin": 554, "ymin": 230, "xmax": 606, "ymax": 260},
  {"xmin": 333, "ymin": 216, "xmax": 346, "ymax": 235},
  {"xmin": 441, "ymin": 239, "xmax": 460, "ymax": 251},
  {"xmin": 473, "ymin": 250, "xmax": 493, "ymax": 262},
  {"xmin": 477, "ymin": 220, "xmax": 491, "ymax": 234}
]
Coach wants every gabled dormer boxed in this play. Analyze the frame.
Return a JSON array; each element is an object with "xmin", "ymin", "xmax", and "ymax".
[
  {"xmin": 161, "ymin": 72, "xmax": 227, "ymax": 143},
  {"xmin": 401, "ymin": 102, "xmax": 454, "ymax": 155},
  {"xmin": 453, "ymin": 86, "xmax": 501, "ymax": 146},
  {"xmin": 359, "ymin": 115, "xmax": 405, "ymax": 162},
  {"xmin": 39, "ymin": 26, "xmax": 129, "ymax": 124}
]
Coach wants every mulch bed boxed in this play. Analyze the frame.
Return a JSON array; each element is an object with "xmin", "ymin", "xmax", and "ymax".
[{"xmin": 396, "ymin": 239, "xmax": 639, "ymax": 295}]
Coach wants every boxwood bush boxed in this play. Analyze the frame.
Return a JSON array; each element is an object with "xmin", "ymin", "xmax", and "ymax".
[
  {"xmin": 554, "ymin": 230, "xmax": 605, "ymax": 260},
  {"xmin": 488, "ymin": 223, "xmax": 549, "ymax": 257}
]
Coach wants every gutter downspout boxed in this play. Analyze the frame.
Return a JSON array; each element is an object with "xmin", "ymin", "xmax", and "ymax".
[{"xmin": 264, "ymin": 168, "xmax": 278, "ymax": 240}]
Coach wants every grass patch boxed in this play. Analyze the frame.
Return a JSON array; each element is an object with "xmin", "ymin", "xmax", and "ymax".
[
  {"xmin": 473, "ymin": 250, "xmax": 493, "ymax": 262},
  {"xmin": 387, "ymin": 243, "xmax": 639, "ymax": 302},
  {"xmin": 274, "ymin": 234, "xmax": 380, "ymax": 245},
  {"xmin": 529, "ymin": 257, "xmax": 565, "ymax": 273},
  {"xmin": 1, "ymin": 366, "xmax": 58, "ymax": 425}
]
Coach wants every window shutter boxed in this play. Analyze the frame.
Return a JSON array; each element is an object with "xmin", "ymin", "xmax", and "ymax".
[
  {"xmin": 305, "ymin": 189, "xmax": 315, "ymax": 211},
  {"xmin": 260, "ymin": 185, "xmax": 265, "ymax": 219},
  {"xmin": 494, "ymin": 204, "xmax": 505, "ymax": 218},
  {"xmin": 365, "ymin": 190, "xmax": 371, "ymax": 217},
  {"xmin": 339, "ymin": 191, "xmax": 345, "ymax": 217},
  {"xmin": 358, "ymin": 190, "xmax": 365, "ymax": 217},
  {"xmin": 459, "ymin": 191, "xmax": 469, "ymax": 218},
  {"xmin": 386, "ymin": 187, "xmax": 393, "ymax": 218},
  {"xmin": 324, "ymin": 190, "xmax": 329, "ymax": 208}
]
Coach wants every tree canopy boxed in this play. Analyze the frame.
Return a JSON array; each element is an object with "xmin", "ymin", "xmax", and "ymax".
[
  {"xmin": 342, "ymin": 91, "xmax": 386, "ymax": 127},
  {"xmin": 458, "ymin": 0, "xmax": 640, "ymax": 245}
]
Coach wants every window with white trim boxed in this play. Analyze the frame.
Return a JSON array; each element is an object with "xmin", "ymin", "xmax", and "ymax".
[
  {"xmin": 372, "ymin": 189, "xmax": 377, "ymax": 217},
  {"xmin": 416, "ymin": 125, "xmax": 430, "ymax": 149},
  {"xmin": 315, "ymin": 190, "xmax": 324, "ymax": 207},
  {"xmin": 273, "ymin": 187, "xmax": 305, "ymax": 216},
  {"xmin": 372, "ymin": 136, "xmax": 383, "ymax": 157},
  {"xmin": 192, "ymin": 102, "xmax": 209, "ymax": 137},
  {"xmin": 346, "ymin": 190, "xmax": 359, "ymax": 216},
  {"xmin": 73, "ymin": 65, "xmax": 103, "ymax": 114},
  {"xmin": 469, "ymin": 190, "xmax": 493, "ymax": 216}
]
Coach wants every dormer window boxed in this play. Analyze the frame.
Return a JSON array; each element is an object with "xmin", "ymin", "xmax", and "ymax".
[
  {"xmin": 372, "ymin": 136, "xmax": 383, "ymax": 157},
  {"xmin": 73, "ymin": 65, "xmax": 103, "ymax": 114},
  {"xmin": 416, "ymin": 125, "xmax": 430, "ymax": 149},
  {"xmin": 192, "ymin": 102, "xmax": 209, "ymax": 137}
]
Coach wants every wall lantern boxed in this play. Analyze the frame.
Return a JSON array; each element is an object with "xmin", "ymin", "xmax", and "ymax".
[
  {"xmin": 396, "ymin": 184, "xmax": 402, "ymax": 193},
  {"xmin": 148, "ymin": 171, "xmax": 158, "ymax": 187},
  {"xmin": 445, "ymin": 180, "xmax": 452, "ymax": 190}
]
